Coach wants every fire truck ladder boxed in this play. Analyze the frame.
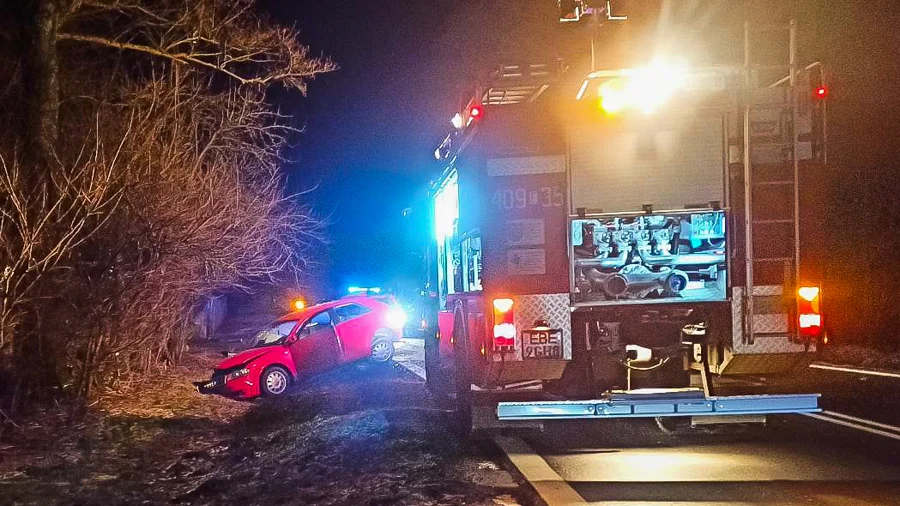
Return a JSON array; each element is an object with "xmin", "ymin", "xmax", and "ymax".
[
  {"xmin": 481, "ymin": 62, "xmax": 565, "ymax": 105},
  {"xmin": 741, "ymin": 20, "xmax": 802, "ymax": 345}
]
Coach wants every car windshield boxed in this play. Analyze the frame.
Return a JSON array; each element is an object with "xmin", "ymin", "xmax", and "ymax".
[{"xmin": 252, "ymin": 320, "xmax": 298, "ymax": 347}]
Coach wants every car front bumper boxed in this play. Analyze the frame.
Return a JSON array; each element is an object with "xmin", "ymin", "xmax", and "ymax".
[{"xmin": 195, "ymin": 376, "xmax": 259, "ymax": 399}]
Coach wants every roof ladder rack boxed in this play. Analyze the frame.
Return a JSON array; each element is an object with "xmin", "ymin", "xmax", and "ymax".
[{"xmin": 742, "ymin": 20, "xmax": 801, "ymax": 345}]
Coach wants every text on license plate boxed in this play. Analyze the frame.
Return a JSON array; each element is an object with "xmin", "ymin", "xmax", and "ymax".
[{"xmin": 522, "ymin": 328, "xmax": 562, "ymax": 359}]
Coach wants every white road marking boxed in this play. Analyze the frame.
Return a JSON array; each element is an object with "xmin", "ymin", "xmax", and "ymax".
[
  {"xmin": 495, "ymin": 436, "xmax": 585, "ymax": 506},
  {"xmin": 805, "ymin": 412, "xmax": 900, "ymax": 441},
  {"xmin": 822, "ymin": 409, "xmax": 900, "ymax": 434},
  {"xmin": 809, "ymin": 362, "xmax": 900, "ymax": 379}
]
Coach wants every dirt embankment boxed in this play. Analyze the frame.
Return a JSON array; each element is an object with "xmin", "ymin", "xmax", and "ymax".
[{"xmin": 0, "ymin": 341, "xmax": 528, "ymax": 506}]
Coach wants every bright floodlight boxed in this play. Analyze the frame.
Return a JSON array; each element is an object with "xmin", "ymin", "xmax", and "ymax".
[
  {"xmin": 599, "ymin": 79, "xmax": 628, "ymax": 114},
  {"xmin": 598, "ymin": 61, "xmax": 689, "ymax": 114}
]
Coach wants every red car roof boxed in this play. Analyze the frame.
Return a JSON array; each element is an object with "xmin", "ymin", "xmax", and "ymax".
[{"xmin": 275, "ymin": 295, "xmax": 392, "ymax": 323}]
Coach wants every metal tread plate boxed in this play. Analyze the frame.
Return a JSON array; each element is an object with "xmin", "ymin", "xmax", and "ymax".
[{"xmin": 496, "ymin": 393, "xmax": 820, "ymax": 420}]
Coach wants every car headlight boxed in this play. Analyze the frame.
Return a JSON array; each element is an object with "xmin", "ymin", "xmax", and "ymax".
[
  {"xmin": 224, "ymin": 368, "xmax": 250, "ymax": 382},
  {"xmin": 386, "ymin": 306, "xmax": 408, "ymax": 329}
]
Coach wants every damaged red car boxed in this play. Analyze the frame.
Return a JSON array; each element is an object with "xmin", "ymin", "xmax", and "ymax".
[{"xmin": 198, "ymin": 295, "xmax": 406, "ymax": 398}]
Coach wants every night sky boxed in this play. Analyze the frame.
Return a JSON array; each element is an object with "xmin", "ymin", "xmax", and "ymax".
[
  {"xmin": 260, "ymin": 0, "xmax": 900, "ymax": 342},
  {"xmin": 260, "ymin": 0, "xmax": 564, "ymax": 298}
]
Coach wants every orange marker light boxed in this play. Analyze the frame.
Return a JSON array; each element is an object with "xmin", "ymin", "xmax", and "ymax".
[
  {"xmin": 798, "ymin": 286, "xmax": 820, "ymax": 302},
  {"xmin": 492, "ymin": 298, "xmax": 514, "ymax": 313},
  {"xmin": 492, "ymin": 298, "xmax": 516, "ymax": 349}
]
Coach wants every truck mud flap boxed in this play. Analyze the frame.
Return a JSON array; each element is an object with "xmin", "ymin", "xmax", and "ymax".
[{"xmin": 497, "ymin": 392, "xmax": 820, "ymax": 420}]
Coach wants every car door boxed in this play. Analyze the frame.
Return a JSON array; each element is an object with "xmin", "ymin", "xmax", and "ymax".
[
  {"xmin": 288, "ymin": 310, "xmax": 341, "ymax": 375},
  {"xmin": 332, "ymin": 303, "xmax": 378, "ymax": 362}
]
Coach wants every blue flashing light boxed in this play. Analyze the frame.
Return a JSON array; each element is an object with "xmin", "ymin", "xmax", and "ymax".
[{"xmin": 348, "ymin": 286, "xmax": 383, "ymax": 295}]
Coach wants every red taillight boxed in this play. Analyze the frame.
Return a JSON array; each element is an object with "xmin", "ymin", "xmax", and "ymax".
[
  {"xmin": 492, "ymin": 298, "xmax": 515, "ymax": 350},
  {"xmin": 470, "ymin": 104, "xmax": 483, "ymax": 119},
  {"xmin": 814, "ymin": 85, "xmax": 828, "ymax": 99},
  {"xmin": 798, "ymin": 286, "xmax": 822, "ymax": 338}
]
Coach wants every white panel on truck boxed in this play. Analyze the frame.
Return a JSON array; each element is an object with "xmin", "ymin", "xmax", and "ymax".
[{"xmin": 569, "ymin": 113, "xmax": 725, "ymax": 213}]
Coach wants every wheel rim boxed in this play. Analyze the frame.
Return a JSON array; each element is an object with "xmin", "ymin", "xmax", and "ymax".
[
  {"xmin": 372, "ymin": 341, "xmax": 392, "ymax": 362},
  {"xmin": 265, "ymin": 369, "xmax": 288, "ymax": 395}
]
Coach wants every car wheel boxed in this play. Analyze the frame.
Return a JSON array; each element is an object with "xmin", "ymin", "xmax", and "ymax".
[
  {"xmin": 370, "ymin": 337, "xmax": 395, "ymax": 363},
  {"xmin": 260, "ymin": 366, "xmax": 291, "ymax": 397}
]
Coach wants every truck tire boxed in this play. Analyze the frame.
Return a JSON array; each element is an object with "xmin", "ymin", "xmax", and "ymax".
[
  {"xmin": 451, "ymin": 308, "xmax": 475, "ymax": 436},
  {"xmin": 452, "ymin": 308, "xmax": 470, "ymax": 396},
  {"xmin": 453, "ymin": 390, "xmax": 475, "ymax": 437},
  {"xmin": 424, "ymin": 325, "xmax": 442, "ymax": 392}
]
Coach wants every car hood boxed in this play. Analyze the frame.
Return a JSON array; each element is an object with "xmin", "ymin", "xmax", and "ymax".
[{"xmin": 216, "ymin": 346, "xmax": 282, "ymax": 371}]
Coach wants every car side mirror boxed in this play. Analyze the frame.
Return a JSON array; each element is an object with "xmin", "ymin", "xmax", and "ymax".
[{"xmin": 286, "ymin": 328, "xmax": 308, "ymax": 344}]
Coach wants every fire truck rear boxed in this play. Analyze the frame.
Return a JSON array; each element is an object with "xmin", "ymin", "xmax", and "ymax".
[{"xmin": 423, "ymin": 17, "xmax": 826, "ymax": 430}]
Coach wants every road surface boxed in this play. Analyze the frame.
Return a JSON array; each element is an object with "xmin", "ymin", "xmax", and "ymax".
[
  {"xmin": 495, "ymin": 360, "xmax": 900, "ymax": 506},
  {"xmin": 385, "ymin": 338, "xmax": 900, "ymax": 505}
]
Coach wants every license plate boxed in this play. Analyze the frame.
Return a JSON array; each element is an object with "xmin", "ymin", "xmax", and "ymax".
[{"xmin": 522, "ymin": 329, "xmax": 562, "ymax": 359}]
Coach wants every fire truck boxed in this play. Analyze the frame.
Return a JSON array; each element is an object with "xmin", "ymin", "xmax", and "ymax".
[{"xmin": 423, "ymin": 12, "xmax": 826, "ymax": 430}]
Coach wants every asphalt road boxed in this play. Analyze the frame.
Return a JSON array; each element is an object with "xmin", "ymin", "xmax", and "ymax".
[
  {"xmin": 500, "ymin": 362, "xmax": 900, "ymax": 505},
  {"xmin": 395, "ymin": 338, "xmax": 900, "ymax": 504},
  {"xmin": 799, "ymin": 366, "xmax": 900, "ymax": 429},
  {"xmin": 515, "ymin": 410, "xmax": 900, "ymax": 505}
]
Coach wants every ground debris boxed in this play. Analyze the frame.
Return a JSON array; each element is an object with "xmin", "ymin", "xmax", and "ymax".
[{"xmin": 0, "ymin": 341, "xmax": 532, "ymax": 506}]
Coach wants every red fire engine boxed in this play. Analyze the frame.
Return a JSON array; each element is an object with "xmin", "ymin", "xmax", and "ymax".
[{"xmin": 423, "ymin": 14, "xmax": 826, "ymax": 429}]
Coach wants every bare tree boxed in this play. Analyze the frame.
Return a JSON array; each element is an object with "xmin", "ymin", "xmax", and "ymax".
[
  {"xmin": 0, "ymin": 130, "xmax": 123, "ymax": 405},
  {"xmin": 1, "ymin": 0, "xmax": 333, "ymax": 409},
  {"xmin": 63, "ymin": 79, "xmax": 323, "ymax": 399},
  {"xmin": 13, "ymin": 0, "xmax": 334, "ymax": 171}
]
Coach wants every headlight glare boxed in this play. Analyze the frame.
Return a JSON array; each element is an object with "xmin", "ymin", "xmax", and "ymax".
[
  {"xmin": 386, "ymin": 306, "xmax": 408, "ymax": 329},
  {"xmin": 224, "ymin": 368, "xmax": 250, "ymax": 382}
]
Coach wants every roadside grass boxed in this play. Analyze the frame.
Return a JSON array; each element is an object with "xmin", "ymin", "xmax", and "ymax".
[{"xmin": 0, "ymin": 341, "xmax": 528, "ymax": 506}]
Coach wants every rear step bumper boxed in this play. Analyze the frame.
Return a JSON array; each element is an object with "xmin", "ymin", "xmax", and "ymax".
[{"xmin": 497, "ymin": 393, "xmax": 821, "ymax": 420}]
